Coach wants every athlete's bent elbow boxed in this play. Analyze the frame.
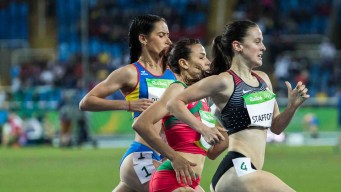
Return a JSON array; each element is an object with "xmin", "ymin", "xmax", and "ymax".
[
  {"xmin": 270, "ymin": 127, "xmax": 282, "ymax": 135},
  {"xmin": 132, "ymin": 120, "xmax": 143, "ymax": 133},
  {"xmin": 79, "ymin": 99, "xmax": 88, "ymax": 111}
]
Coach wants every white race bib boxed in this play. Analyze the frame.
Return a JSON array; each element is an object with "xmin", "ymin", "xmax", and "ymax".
[
  {"xmin": 133, "ymin": 162, "xmax": 155, "ymax": 184},
  {"xmin": 195, "ymin": 110, "xmax": 216, "ymax": 151},
  {"xmin": 146, "ymin": 79, "xmax": 174, "ymax": 102},
  {"xmin": 132, "ymin": 151, "xmax": 153, "ymax": 165},
  {"xmin": 232, "ymin": 157, "xmax": 256, "ymax": 177},
  {"xmin": 132, "ymin": 152, "xmax": 155, "ymax": 184},
  {"xmin": 243, "ymin": 89, "xmax": 276, "ymax": 127}
]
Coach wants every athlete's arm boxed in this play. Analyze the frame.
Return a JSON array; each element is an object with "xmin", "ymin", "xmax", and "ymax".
[
  {"xmin": 256, "ymin": 71, "xmax": 310, "ymax": 134},
  {"xmin": 206, "ymin": 126, "xmax": 229, "ymax": 160},
  {"xmin": 133, "ymin": 83, "xmax": 197, "ymax": 186},
  {"xmin": 79, "ymin": 65, "xmax": 153, "ymax": 112},
  {"xmin": 167, "ymin": 75, "xmax": 227, "ymax": 145}
]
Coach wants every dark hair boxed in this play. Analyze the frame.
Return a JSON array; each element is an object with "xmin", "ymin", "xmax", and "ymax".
[
  {"xmin": 160, "ymin": 38, "xmax": 200, "ymax": 75},
  {"xmin": 210, "ymin": 20, "xmax": 257, "ymax": 75},
  {"xmin": 128, "ymin": 14, "xmax": 166, "ymax": 63}
]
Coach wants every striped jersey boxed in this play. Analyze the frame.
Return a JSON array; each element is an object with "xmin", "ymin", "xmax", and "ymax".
[{"xmin": 220, "ymin": 70, "xmax": 268, "ymax": 135}]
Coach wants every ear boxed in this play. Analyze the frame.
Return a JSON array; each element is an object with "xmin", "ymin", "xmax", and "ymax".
[
  {"xmin": 138, "ymin": 34, "xmax": 148, "ymax": 45},
  {"xmin": 232, "ymin": 40, "xmax": 243, "ymax": 52},
  {"xmin": 179, "ymin": 59, "xmax": 189, "ymax": 69}
]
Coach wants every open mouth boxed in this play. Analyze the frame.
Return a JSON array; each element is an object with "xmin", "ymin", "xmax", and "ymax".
[{"xmin": 258, "ymin": 54, "xmax": 263, "ymax": 60}]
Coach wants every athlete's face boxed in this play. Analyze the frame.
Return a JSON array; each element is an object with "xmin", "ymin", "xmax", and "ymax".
[
  {"xmin": 187, "ymin": 44, "xmax": 211, "ymax": 79},
  {"xmin": 239, "ymin": 26, "xmax": 266, "ymax": 67},
  {"xmin": 145, "ymin": 21, "xmax": 172, "ymax": 55}
]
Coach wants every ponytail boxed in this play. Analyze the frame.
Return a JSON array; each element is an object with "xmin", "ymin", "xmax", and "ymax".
[
  {"xmin": 210, "ymin": 20, "xmax": 258, "ymax": 75},
  {"xmin": 210, "ymin": 35, "xmax": 232, "ymax": 75}
]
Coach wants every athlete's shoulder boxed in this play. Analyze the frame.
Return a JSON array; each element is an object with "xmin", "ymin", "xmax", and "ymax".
[
  {"xmin": 115, "ymin": 63, "xmax": 138, "ymax": 76},
  {"xmin": 202, "ymin": 73, "xmax": 230, "ymax": 90},
  {"xmin": 252, "ymin": 70, "xmax": 272, "ymax": 88},
  {"xmin": 252, "ymin": 70, "xmax": 270, "ymax": 81},
  {"xmin": 104, "ymin": 64, "xmax": 138, "ymax": 85},
  {"xmin": 217, "ymin": 71, "xmax": 234, "ymax": 85}
]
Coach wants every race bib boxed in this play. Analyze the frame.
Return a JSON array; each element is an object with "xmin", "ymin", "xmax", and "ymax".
[
  {"xmin": 195, "ymin": 110, "xmax": 216, "ymax": 151},
  {"xmin": 132, "ymin": 151, "xmax": 153, "ymax": 165},
  {"xmin": 243, "ymin": 89, "xmax": 276, "ymax": 127},
  {"xmin": 132, "ymin": 152, "xmax": 155, "ymax": 184},
  {"xmin": 232, "ymin": 157, "xmax": 256, "ymax": 177},
  {"xmin": 133, "ymin": 162, "xmax": 155, "ymax": 184},
  {"xmin": 146, "ymin": 79, "xmax": 174, "ymax": 102}
]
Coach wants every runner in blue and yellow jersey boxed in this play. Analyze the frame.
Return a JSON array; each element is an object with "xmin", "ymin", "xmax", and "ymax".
[{"xmin": 79, "ymin": 15, "xmax": 175, "ymax": 192}]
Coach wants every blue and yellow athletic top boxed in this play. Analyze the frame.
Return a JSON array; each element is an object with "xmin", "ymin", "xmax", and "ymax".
[{"xmin": 125, "ymin": 62, "xmax": 176, "ymax": 118}]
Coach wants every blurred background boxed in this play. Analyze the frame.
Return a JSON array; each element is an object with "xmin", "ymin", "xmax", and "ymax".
[
  {"xmin": 0, "ymin": 0, "xmax": 341, "ymax": 191},
  {"xmin": 0, "ymin": 0, "xmax": 340, "ymax": 148}
]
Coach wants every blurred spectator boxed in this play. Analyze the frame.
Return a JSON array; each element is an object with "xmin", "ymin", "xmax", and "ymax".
[
  {"xmin": 2, "ymin": 112, "xmax": 23, "ymax": 147},
  {"xmin": 0, "ymin": 109, "xmax": 9, "ymax": 145},
  {"xmin": 39, "ymin": 63, "xmax": 55, "ymax": 86},
  {"xmin": 22, "ymin": 114, "xmax": 44, "ymax": 145},
  {"xmin": 76, "ymin": 111, "xmax": 97, "ymax": 148},
  {"xmin": 319, "ymin": 38, "xmax": 336, "ymax": 96},
  {"xmin": 58, "ymin": 94, "xmax": 75, "ymax": 148},
  {"xmin": 303, "ymin": 113, "xmax": 319, "ymax": 138},
  {"xmin": 40, "ymin": 114, "xmax": 56, "ymax": 145},
  {"xmin": 274, "ymin": 53, "xmax": 291, "ymax": 96}
]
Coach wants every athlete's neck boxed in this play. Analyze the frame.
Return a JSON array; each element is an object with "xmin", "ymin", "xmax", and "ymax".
[
  {"xmin": 230, "ymin": 63, "xmax": 253, "ymax": 80},
  {"xmin": 138, "ymin": 51, "xmax": 160, "ymax": 70}
]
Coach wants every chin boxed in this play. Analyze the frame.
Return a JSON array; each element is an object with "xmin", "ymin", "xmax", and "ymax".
[{"xmin": 255, "ymin": 61, "xmax": 263, "ymax": 67}]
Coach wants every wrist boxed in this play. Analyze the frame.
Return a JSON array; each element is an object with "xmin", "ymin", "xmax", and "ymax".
[
  {"xmin": 126, "ymin": 101, "xmax": 131, "ymax": 111},
  {"xmin": 285, "ymin": 105, "xmax": 297, "ymax": 113}
]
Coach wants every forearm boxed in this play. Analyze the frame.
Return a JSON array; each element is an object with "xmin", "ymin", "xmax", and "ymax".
[
  {"xmin": 134, "ymin": 126, "xmax": 178, "ymax": 161},
  {"xmin": 79, "ymin": 96, "xmax": 128, "ymax": 111},
  {"xmin": 271, "ymin": 106, "xmax": 297, "ymax": 134},
  {"xmin": 207, "ymin": 132, "xmax": 229, "ymax": 160},
  {"xmin": 167, "ymin": 100, "xmax": 208, "ymax": 134}
]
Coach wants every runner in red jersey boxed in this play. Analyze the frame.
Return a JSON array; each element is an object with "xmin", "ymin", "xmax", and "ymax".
[{"xmin": 133, "ymin": 38, "xmax": 228, "ymax": 192}]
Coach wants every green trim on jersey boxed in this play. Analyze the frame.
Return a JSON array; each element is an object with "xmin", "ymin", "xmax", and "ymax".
[
  {"xmin": 157, "ymin": 160, "xmax": 174, "ymax": 171},
  {"xmin": 171, "ymin": 81, "xmax": 188, "ymax": 88},
  {"xmin": 163, "ymin": 101, "xmax": 203, "ymax": 127}
]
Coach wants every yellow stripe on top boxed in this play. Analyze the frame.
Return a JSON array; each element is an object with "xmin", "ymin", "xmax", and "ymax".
[
  {"xmin": 125, "ymin": 83, "xmax": 140, "ymax": 118},
  {"xmin": 126, "ymin": 83, "xmax": 140, "ymax": 102}
]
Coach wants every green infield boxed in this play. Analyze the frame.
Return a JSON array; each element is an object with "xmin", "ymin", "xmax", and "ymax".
[{"xmin": 0, "ymin": 145, "xmax": 340, "ymax": 192}]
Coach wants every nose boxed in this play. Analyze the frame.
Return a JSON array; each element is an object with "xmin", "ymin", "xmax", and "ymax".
[
  {"xmin": 262, "ymin": 43, "xmax": 266, "ymax": 51},
  {"xmin": 206, "ymin": 58, "xmax": 211, "ymax": 66},
  {"xmin": 166, "ymin": 37, "xmax": 172, "ymax": 45}
]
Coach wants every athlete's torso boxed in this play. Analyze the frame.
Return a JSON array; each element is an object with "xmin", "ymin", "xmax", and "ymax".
[
  {"xmin": 125, "ymin": 62, "xmax": 176, "ymax": 118},
  {"xmin": 162, "ymin": 81, "xmax": 210, "ymax": 156},
  {"xmin": 221, "ymin": 70, "xmax": 268, "ymax": 135}
]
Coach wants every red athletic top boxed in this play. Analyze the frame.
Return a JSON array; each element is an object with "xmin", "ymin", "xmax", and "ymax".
[{"xmin": 162, "ymin": 81, "xmax": 210, "ymax": 156}]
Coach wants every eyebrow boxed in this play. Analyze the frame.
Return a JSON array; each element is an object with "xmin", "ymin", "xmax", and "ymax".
[{"xmin": 157, "ymin": 32, "xmax": 169, "ymax": 35}]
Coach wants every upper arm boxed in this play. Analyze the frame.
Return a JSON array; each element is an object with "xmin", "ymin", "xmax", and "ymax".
[
  {"xmin": 86, "ymin": 65, "xmax": 137, "ymax": 98},
  {"xmin": 176, "ymin": 75, "xmax": 228, "ymax": 104}
]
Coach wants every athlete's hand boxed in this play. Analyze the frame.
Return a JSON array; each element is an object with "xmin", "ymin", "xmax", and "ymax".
[
  {"xmin": 129, "ymin": 99, "xmax": 154, "ymax": 112},
  {"xmin": 285, "ymin": 81, "xmax": 310, "ymax": 109},
  {"xmin": 171, "ymin": 155, "xmax": 197, "ymax": 186},
  {"xmin": 202, "ymin": 126, "xmax": 226, "ymax": 145}
]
